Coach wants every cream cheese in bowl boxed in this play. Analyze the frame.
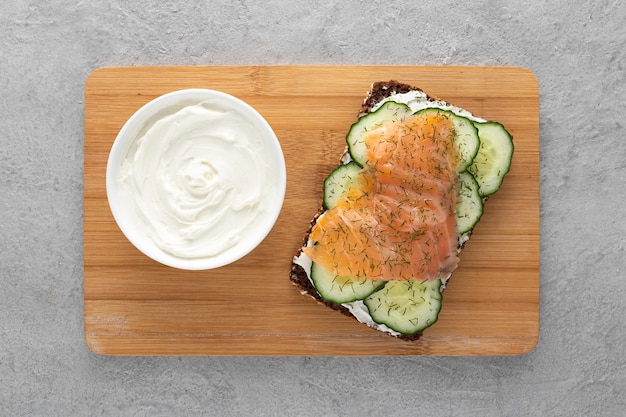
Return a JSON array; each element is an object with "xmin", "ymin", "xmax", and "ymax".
[{"xmin": 106, "ymin": 89, "xmax": 286, "ymax": 270}]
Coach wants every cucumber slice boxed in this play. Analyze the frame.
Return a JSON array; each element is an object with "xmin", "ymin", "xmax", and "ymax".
[
  {"xmin": 346, "ymin": 101, "xmax": 412, "ymax": 167},
  {"xmin": 364, "ymin": 279, "xmax": 442, "ymax": 335},
  {"xmin": 323, "ymin": 161, "xmax": 364, "ymax": 210},
  {"xmin": 467, "ymin": 122, "xmax": 514, "ymax": 196},
  {"xmin": 311, "ymin": 262, "xmax": 385, "ymax": 304},
  {"xmin": 456, "ymin": 171, "xmax": 483, "ymax": 234},
  {"xmin": 414, "ymin": 108, "xmax": 481, "ymax": 172}
]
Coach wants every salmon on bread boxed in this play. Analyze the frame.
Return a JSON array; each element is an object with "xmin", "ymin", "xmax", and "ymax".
[{"xmin": 290, "ymin": 81, "xmax": 514, "ymax": 340}]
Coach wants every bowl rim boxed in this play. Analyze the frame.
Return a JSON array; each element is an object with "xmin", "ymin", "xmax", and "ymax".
[{"xmin": 106, "ymin": 88, "xmax": 287, "ymax": 270}]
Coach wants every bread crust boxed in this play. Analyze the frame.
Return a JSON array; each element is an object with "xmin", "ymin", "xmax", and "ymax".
[{"xmin": 360, "ymin": 80, "xmax": 427, "ymax": 113}]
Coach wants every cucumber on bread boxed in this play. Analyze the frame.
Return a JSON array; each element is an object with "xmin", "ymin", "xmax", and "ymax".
[{"xmin": 290, "ymin": 81, "xmax": 513, "ymax": 340}]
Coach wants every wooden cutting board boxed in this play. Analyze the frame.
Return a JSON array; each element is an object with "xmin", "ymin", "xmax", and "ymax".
[{"xmin": 84, "ymin": 66, "xmax": 540, "ymax": 356}]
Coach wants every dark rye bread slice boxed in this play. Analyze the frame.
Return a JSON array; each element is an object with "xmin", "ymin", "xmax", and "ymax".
[{"xmin": 289, "ymin": 80, "xmax": 444, "ymax": 341}]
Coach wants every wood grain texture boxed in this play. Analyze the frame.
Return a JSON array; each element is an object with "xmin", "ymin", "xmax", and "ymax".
[{"xmin": 84, "ymin": 65, "xmax": 540, "ymax": 356}]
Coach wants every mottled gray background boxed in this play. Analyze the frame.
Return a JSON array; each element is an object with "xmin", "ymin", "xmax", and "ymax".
[{"xmin": 1, "ymin": 1, "xmax": 625, "ymax": 416}]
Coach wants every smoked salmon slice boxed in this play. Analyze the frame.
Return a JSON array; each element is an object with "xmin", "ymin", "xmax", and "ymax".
[{"xmin": 303, "ymin": 112, "xmax": 461, "ymax": 282}]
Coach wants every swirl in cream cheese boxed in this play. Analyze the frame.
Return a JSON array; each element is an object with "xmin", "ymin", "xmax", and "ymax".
[{"xmin": 120, "ymin": 100, "xmax": 279, "ymax": 260}]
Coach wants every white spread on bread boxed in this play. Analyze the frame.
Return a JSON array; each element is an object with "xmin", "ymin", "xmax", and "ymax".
[
  {"xmin": 119, "ymin": 101, "xmax": 277, "ymax": 259},
  {"xmin": 293, "ymin": 88, "xmax": 480, "ymax": 336}
]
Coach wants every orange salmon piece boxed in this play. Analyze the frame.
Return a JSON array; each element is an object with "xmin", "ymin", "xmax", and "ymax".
[{"xmin": 304, "ymin": 112, "xmax": 461, "ymax": 281}]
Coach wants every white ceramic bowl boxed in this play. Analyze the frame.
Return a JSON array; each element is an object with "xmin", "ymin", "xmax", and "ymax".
[{"xmin": 106, "ymin": 89, "xmax": 286, "ymax": 270}]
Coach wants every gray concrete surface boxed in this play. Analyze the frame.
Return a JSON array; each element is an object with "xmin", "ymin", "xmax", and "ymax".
[{"xmin": 1, "ymin": 1, "xmax": 625, "ymax": 416}]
